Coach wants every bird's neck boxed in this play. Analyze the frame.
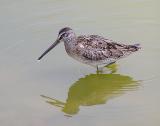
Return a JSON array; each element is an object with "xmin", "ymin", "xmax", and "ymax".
[
  {"xmin": 63, "ymin": 36, "xmax": 77, "ymax": 55},
  {"xmin": 64, "ymin": 33, "xmax": 77, "ymax": 46}
]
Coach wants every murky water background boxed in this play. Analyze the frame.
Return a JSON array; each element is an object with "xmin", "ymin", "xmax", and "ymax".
[{"xmin": 0, "ymin": 0, "xmax": 160, "ymax": 126}]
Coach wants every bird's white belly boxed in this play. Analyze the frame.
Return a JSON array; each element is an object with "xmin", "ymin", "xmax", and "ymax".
[{"xmin": 68, "ymin": 52, "xmax": 116, "ymax": 67}]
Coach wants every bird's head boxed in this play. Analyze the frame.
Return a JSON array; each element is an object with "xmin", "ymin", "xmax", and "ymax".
[{"xmin": 38, "ymin": 27, "xmax": 75, "ymax": 60}]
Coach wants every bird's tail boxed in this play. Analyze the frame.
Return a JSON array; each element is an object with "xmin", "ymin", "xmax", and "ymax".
[
  {"xmin": 133, "ymin": 43, "xmax": 141, "ymax": 49},
  {"xmin": 129, "ymin": 43, "xmax": 141, "ymax": 52}
]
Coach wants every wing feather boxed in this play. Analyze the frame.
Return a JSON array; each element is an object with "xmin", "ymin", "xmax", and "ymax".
[{"xmin": 76, "ymin": 35, "xmax": 139, "ymax": 61}]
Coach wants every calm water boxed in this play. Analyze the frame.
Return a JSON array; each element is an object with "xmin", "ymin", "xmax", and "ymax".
[{"xmin": 0, "ymin": 0, "xmax": 160, "ymax": 126}]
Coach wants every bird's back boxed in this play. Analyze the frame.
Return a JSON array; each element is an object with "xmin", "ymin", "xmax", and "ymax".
[
  {"xmin": 65, "ymin": 34, "xmax": 141, "ymax": 66},
  {"xmin": 76, "ymin": 35, "xmax": 140, "ymax": 60}
]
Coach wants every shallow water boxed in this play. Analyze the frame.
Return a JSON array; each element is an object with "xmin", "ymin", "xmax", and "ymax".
[{"xmin": 0, "ymin": 0, "xmax": 160, "ymax": 126}]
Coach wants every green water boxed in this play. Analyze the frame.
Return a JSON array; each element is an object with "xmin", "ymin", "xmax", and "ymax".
[
  {"xmin": 41, "ymin": 64, "xmax": 140, "ymax": 116},
  {"xmin": 0, "ymin": 0, "xmax": 160, "ymax": 126}
]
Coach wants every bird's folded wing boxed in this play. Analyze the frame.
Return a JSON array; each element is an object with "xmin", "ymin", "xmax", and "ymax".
[{"xmin": 77, "ymin": 35, "xmax": 126, "ymax": 60}]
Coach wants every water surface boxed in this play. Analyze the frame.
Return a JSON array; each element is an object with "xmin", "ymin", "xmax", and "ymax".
[{"xmin": 0, "ymin": 0, "xmax": 160, "ymax": 126}]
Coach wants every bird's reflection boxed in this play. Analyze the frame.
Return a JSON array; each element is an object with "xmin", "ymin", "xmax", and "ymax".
[{"xmin": 41, "ymin": 64, "xmax": 140, "ymax": 116}]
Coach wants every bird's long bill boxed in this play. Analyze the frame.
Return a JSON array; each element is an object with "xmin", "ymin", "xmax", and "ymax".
[{"xmin": 38, "ymin": 39, "xmax": 60, "ymax": 60}]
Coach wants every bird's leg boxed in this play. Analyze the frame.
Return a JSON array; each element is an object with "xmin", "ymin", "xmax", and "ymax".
[
  {"xmin": 96, "ymin": 65, "xmax": 104, "ymax": 74},
  {"xmin": 107, "ymin": 61, "xmax": 116, "ymax": 66},
  {"xmin": 96, "ymin": 66, "xmax": 101, "ymax": 74},
  {"xmin": 96, "ymin": 66, "xmax": 99, "ymax": 71}
]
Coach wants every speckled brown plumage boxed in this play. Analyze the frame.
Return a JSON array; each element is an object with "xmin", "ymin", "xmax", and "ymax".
[{"xmin": 75, "ymin": 35, "xmax": 140, "ymax": 61}]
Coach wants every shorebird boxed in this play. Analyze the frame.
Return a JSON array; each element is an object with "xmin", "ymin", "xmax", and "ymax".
[{"xmin": 38, "ymin": 27, "xmax": 141, "ymax": 70}]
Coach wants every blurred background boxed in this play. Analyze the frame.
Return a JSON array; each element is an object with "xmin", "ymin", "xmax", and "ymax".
[{"xmin": 0, "ymin": 0, "xmax": 160, "ymax": 126}]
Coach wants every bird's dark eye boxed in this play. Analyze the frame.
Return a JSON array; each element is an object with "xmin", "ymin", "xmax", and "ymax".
[
  {"xmin": 59, "ymin": 33, "xmax": 68, "ymax": 40},
  {"xmin": 64, "ymin": 33, "xmax": 69, "ymax": 37}
]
